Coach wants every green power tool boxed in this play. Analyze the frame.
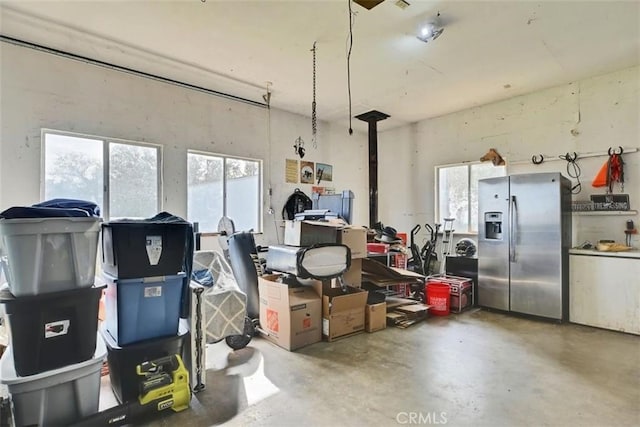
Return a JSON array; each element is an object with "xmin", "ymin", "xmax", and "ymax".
[{"xmin": 73, "ymin": 354, "xmax": 191, "ymax": 426}]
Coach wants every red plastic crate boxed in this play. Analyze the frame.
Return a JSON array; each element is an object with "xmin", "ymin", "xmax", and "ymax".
[
  {"xmin": 426, "ymin": 274, "xmax": 473, "ymax": 313},
  {"xmin": 367, "ymin": 243, "xmax": 389, "ymax": 254}
]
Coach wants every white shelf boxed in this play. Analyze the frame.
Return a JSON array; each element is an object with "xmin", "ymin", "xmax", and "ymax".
[
  {"xmin": 570, "ymin": 248, "xmax": 640, "ymax": 259},
  {"xmin": 572, "ymin": 210, "xmax": 638, "ymax": 216}
]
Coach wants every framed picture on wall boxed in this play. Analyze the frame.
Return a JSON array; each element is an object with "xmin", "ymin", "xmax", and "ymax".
[
  {"xmin": 316, "ymin": 163, "xmax": 333, "ymax": 183},
  {"xmin": 285, "ymin": 159, "xmax": 298, "ymax": 183},
  {"xmin": 300, "ymin": 161, "xmax": 315, "ymax": 184}
]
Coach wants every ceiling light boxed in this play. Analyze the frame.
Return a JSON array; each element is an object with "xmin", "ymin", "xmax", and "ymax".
[
  {"xmin": 421, "ymin": 26, "xmax": 433, "ymax": 38},
  {"xmin": 417, "ymin": 13, "xmax": 444, "ymax": 43}
]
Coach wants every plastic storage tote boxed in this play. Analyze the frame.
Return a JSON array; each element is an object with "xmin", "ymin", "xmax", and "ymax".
[
  {"xmin": 105, "ymin": 273, "xmax": 185, "ymax": 346},
  {"xmin": 101, "ymin": 321, "xmax": 188, "ymax": 403},
  {"xmin": 101, "ymin": 221, "xmax": 189, "ymax": 279},
  {"xmin": 0, "ymin": 284, "xmax": 103, "ymax": 376},
  {"xmin": 0, "ymin": 334, "xmax": 106, "ymax": 427},
  {"xmin": 0, "ymin": 217, "xmax": 101, "ymax": 296}
]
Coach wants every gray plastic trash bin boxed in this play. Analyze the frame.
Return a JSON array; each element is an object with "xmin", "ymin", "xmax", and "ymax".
[
  {"xmin": 0, "ymin": 334, "xmax": 106, "ymax": 426},
  {"xmin": 0, "ymin": 217, "xmax": 101, "ymax": 296}
]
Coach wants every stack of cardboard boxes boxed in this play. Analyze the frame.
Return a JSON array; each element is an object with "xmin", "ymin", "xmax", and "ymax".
[{"xmin": 259, "ymin": 220, "xmax": 386, "ymax": 351}]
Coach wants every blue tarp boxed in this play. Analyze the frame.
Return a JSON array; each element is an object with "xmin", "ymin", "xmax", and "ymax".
[
  {"xmin": 0, "ymin": 199, "xmax": 101, "ymax": 219},
  {"xmin": 191, "ymin": 269, "xmax": 215, "ymax": 287}
]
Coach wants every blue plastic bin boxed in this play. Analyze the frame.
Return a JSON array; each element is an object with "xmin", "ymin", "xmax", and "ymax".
[{"xmin": 104, "ymin": 273, "xmax": 185, "ymax": 346}]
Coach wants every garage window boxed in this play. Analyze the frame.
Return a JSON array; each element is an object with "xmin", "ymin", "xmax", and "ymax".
[
  {"xmin": 435, "ymin": 162, "xmax": 506, "ymax": 233},
  {"xmin": 43, "ymin": 130, "xmax": 161, "ymax": 219},
  {"xmin": 187, "ymin": 151, "xmax": 262, "ymax": 233}
]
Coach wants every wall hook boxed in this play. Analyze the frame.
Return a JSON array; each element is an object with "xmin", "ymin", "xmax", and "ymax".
[
  {"xmin": 608, "ymin": 146, "xmax": 624, "ymax": 156},
  {"xmin": 559, "ymin": 152, "xmax": 578, "ymax": 162},
  {"xmin": 531, "ymin": 154, "xmax": 544, "ymax": 165}
]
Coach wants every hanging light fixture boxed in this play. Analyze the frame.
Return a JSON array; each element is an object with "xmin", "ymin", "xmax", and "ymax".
[{"xmin": 417, "ymin": 12, "xmax": 444, "ymax": 43}]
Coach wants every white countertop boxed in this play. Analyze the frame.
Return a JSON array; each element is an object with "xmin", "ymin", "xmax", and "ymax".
[{"xmin": 569, "ymin": 248, "xmax": 640, "ymax": 259}]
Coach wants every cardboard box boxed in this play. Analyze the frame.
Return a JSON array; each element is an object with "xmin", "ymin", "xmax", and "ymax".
[
  {"xmin": 386, "ymin": 302, "xmax": 431, "ymax": 328},
  {"xmin": 311, "ymin": 282, "xmax": 368, "ymax": 342},
  {"xmin": 365, "ymin": 302, "xmax": 387, "ymax": 333},
  {"xmin": 284, "ymin": 221, "xmax": 365, "ymax": 260},
  {"xmin": 338, "ymin": 226, "xmax": 367, "ymax": 258},
  {"xmin": 343, "ymin": 258, "xmax": 362, "ymax": 287},
  {"xmin": 361, "ymin": 258, "xmax": 425, "ymax": 287},
  {"xmin": 258, "ymin": 274, "xmax": 321, "ymax": 351},
  {"xmin": 284, "ymin": 220, "xmax": 339, "ymax": 247}
]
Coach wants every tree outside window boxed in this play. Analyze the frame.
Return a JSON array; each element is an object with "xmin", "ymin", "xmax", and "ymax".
[
  {"xmin": 43, "ymin": 131, "xmax": 161, "ymax": 219},
  {"xmin": 187, "ymin": 151, "xmax": 261, "ymax": 233}
]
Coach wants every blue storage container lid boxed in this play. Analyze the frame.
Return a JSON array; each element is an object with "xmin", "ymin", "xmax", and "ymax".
[{"xmin": 0, "ymin": 199, "xmax": 100, "ymax": 219}]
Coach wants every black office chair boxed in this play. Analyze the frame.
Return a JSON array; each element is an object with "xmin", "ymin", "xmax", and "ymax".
[{"xmin": 226, "ymin": 232, "xmax": 263, "ymax": 321}]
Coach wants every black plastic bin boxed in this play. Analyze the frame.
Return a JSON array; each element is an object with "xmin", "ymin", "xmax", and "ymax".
[
  {"xmin": 101, "ymin": 221, "xmax": 190, "ymax": 279},
  {"xmin": 0, "ymin": 284, "xmax": 104, "ymax": 376},
  {"xmin": 100, "ymin": 322, "xmax": 188, "ymax": 404}
]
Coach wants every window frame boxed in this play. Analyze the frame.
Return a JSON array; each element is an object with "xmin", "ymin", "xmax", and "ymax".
[
  {"xmin": 434, "ymin": 161, "xmax": 506, "ymax": 234},
  {"xmin": 41, "ymin": 129, "xmax": 163, "ymax": 220},
  {"xmin": 187, "ymin": 149, "xmax": 263, "ymax": 233}
]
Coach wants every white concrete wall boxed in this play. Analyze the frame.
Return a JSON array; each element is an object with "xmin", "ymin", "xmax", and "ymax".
[
  {"xmin": 327, "ymin": 122, "xmax": 370, "ymax": 228},
  {"xmin": 3, "ymin": 41, "xmax": 637, "ymax": 249},
  {"xmin": 379, "ymin": 66, "xmax": 640, "ymax": 247},
  {"xmin": 0, "ymin": 42, "xmax": 369, "ymax": 245}
]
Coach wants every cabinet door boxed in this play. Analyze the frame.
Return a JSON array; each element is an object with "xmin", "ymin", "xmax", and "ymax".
[{"xmin": 570, "ymin": 255, "xmax": 640, "ymax": 335}]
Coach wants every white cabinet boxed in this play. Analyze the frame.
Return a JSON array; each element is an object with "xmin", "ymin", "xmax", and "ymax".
[{"xmin": 570, "ymin": 254, "xmax": 640, "ymax": 335}]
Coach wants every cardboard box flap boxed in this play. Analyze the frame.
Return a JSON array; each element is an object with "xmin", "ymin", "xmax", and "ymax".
[
  {"xmin": 389, "ymin": 267, "xmax": 425, "ymax": 279},
  {"xmin": 342, "ymin": 225, "xmax": 367, "ymax": 231},
  {"xmin": 395, "ymin": 303, "xmax": 431, "ymax": 314},
  {"xmin": 385, "ymin": 297, "xmax": 419, "ymax": 310},
  {"xmin": 322, "ymin": 286, "xmax": 368, "ymax": 315},
  {"xmin": 261, "ymin": 274, "xmax": 283, "ymax": 283},
  {"xmin": 362, "ymin": 258, "xmax": 425, "ymax": 286}
]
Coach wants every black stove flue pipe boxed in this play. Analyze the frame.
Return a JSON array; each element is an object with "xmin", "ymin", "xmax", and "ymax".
[{"xmin": 355, "ymin": 110, "xmax": 390, "ymax": 228}]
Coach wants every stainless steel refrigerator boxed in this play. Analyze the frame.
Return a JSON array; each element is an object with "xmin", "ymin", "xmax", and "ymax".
[{"xmin": 478, "ymin": 172, "xmax": 572, "ymax": 321}]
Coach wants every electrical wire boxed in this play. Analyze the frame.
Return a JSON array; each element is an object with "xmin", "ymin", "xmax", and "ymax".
[
  {"xmin": 347, "ymin": 0, "xmax": 354, "ymax": 135},
  {"xmin": 559, "ymin": 152, "xmax": 582, "ymax": 194},
  {"xmin": 264, "ymin": 83, "xmax": 274, "ymax": 213}
]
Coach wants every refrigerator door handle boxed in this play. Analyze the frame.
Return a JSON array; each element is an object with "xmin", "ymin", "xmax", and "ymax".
[{"xmin": 510, "ymin": 195, "xmax": 517, "ymax": 262}]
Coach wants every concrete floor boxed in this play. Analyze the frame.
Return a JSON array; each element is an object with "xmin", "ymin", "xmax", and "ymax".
[{"xmin": 101, "ymin": 309, "xmax": 640, "ymax": 426}]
